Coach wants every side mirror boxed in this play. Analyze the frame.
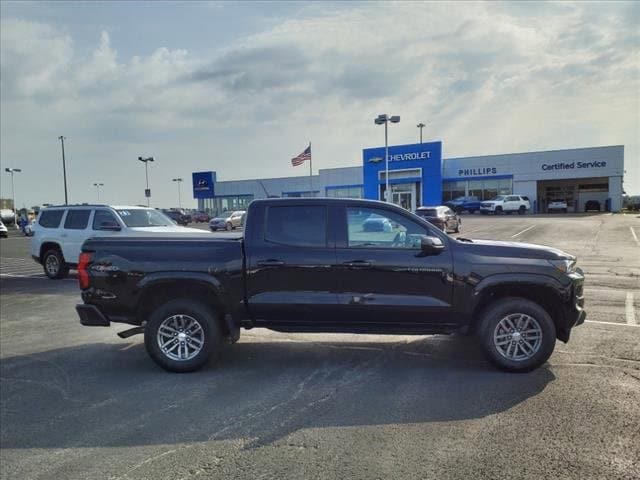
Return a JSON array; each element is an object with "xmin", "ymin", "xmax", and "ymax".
[
  {"xmin": 421, "ymin": 235, "xmax": 445, "ymax": 254},
  {"xmin": 99, "ymin": 222, "xmax": 121, "ymax": 231}
]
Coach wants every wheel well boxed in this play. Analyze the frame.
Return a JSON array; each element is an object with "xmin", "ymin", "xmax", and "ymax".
[
  {"xmin": 471, "ymin": 284, "xmax": 564, "ymax": 335},
  {"xmin": 40, "ymin": 242, "xmax": 62, "ymax": 262},
  {"xmin": 136, "ymin": 281, "xmax": 229, "ymax": 334}
]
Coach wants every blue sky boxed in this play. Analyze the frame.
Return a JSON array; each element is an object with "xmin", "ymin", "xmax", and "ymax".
[{"xmin": 1, "ymin": 0, "xmax": 639, "ymax": 208}]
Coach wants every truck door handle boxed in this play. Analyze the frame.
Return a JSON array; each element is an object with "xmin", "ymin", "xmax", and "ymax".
[
  {"xmin": 257, "ymin": 259, "xmax": 285, "ymax": 267},
  {"xmin": 342, "ymin": 260, "xmax": 372, "ymax": 268}
]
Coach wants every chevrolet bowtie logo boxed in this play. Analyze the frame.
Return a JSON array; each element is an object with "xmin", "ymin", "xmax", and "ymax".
[{"xmin": 368, "ymin": 156, "xmax": 383, "ymax": 163}]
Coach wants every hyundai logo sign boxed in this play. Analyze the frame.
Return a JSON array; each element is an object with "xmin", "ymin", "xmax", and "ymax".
[{"xmin": 192, "ymin": 171, "xmax": 215, "ymax": 199}]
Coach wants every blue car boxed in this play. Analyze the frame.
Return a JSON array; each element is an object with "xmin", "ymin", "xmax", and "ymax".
[{"xmin": 444, "ymin": 196, "xmax": 481, "ymax": 214}]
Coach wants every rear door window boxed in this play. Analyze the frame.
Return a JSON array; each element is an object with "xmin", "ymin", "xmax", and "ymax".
[
  {"xmin": 265, "ymin": 205, "xmax": 327, "ymax": 247},
  {"xmin": 64, "ymin": 210, "xmax": 91, "ymax": 230},
  {"xmin": 38, "ymin": 210, "xmax": 64, "ymax": 228},
  {"xmin": 93, "ymin": 210, "xmax": 119, "ymax": 230}
]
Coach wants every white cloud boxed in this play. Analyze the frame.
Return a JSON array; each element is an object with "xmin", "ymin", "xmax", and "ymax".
[{"xmin": 1, "ymin": 1, "xmax": 639, "ymax": 208}]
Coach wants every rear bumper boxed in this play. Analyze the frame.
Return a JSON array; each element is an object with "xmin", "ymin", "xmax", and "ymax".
[{"xmin": 76, "ymin": 304, "xmax": 110, "ymax": 327}]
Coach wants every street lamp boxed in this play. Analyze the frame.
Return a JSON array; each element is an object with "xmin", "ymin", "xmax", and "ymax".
[
  {"xmin": 93, "ymin": 182, "xmax": 104, "ymax": 202},
  {"xmin": 138, "ymin": 156, "xmax": 154, "ymax": 206},
  {"xmin": 374, "ymin": 114, "xmax": 400, "ymax": 203},
  {"xmin": 58, "ymin": 136, "xmax": 69, "ymax": 205},
  {"xmin": 172, "ymin": 178, "xmax": 183, "ymax": 209},
  {"xmin": 417, "ymin": 122, "xmax": 426, "ymax": 144},
  {"xmin": 4, "ymin": 168, "xmax": 22, "ymax": 226}
]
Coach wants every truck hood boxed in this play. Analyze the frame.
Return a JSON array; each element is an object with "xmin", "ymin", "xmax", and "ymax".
[
  {"xmin": 127, "ymin": 226, "xmax": 208, "ymax": 234},
  {"xmin": 459, "ymin": 238, "xmax": 574, "ymax": 260}
]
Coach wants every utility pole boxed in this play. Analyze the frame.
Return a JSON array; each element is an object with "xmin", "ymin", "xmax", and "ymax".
[
  {"xmin": 58, "ymin": 136, "xmax": 68, "ymax": 204},
  {"xmin": 417, "ymin": 123, "xmax": 425, "ymax": 144},
  {"xmin": 374, "ymin": 114, "xmax": 401, "ymax": 202},
  {"xmin": 172, "ymin": 178, "xmax": 183, "ymax": 208},
  {"xmin": 4, "ymin": 168, "xmax": 22, "ymax": 226}
]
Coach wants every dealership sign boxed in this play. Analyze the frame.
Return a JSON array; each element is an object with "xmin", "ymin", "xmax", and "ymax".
[
  {"xmin": 457, "ymin": 167, "xmax": 498, "ymax": 177},
  {"xmin": 541, "ymin": 161, "xmax": 607, "ymax": 171},
  {"xmin": 192, "ymin": 171, "xmax": 216, "ymax": 199}
]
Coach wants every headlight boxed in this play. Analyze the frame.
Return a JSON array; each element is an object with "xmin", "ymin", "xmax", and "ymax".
[{"xmin": 548, "ymin": 259, "xmax": 577, "ymax": 273}]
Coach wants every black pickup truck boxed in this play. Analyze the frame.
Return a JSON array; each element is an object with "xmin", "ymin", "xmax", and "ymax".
[{"xmin": 76, "ymin": 198, "xmax": 585, "ymax": 373}]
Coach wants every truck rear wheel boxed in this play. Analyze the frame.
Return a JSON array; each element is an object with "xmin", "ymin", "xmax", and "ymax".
[
  {"xmin": 494, "ymin": 206, "xmax": 503, "ymax": 215},
  {"xmin": 144, "ymin": 299, "xmax": 223, "ymax": 373},
  {"xmin": 518, "ymin": 205, "xmax": 526, "ymax": 215},
  {"xmin": 477, "ymin": 297, "xmax": 556, "ymax": 372}
]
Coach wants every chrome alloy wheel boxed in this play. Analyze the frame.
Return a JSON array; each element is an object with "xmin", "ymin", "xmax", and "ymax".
[
  {"xmin": 156, "ymin": 314, "xmax": 205, "ymax": 361},
  {"xmin": 45, "ymin": 254, "xmax": 59, "ymax": 276},
  {"xmin": 493, "ymin": 313, "xmax": 542, "ymax": 361}
]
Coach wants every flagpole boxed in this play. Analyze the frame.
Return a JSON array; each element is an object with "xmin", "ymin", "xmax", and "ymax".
[{"xmin": 309, "ymin": 142, "xmax": 313, "ymax": 197}]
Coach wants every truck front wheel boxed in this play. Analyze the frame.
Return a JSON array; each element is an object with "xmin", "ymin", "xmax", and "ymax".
[
  {"xmin": 477, "ymin": 297, "xmax": 556, "ymax": 372},
  {"xmin": 144, "ymin": 299, "xmax": 223, "ymax": 373}
]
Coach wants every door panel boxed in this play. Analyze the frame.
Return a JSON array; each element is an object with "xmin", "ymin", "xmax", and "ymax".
[
  {"xmin": 333, "ymin": 205, "xmax": 455, "ymax": 327},
  {"xmin": 245, "ymin": 204, "xmax": 338, "ymax": 325},
  {"xmin": 61, "ymin": 209, "xmax": 92, "ymax": 264}
]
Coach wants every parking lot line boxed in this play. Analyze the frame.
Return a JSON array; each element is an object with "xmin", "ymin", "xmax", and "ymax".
[
  {"xmin": 585, "ymin": 319, "xmax": 639, "ymax": 327},
  {"xmin": 630, "ymin": 227, "xmax": 639, "ymax": 246},
  {"xmin": 626, "ymin": 292, "xmax": 637, "ymax": 326},
  {"xmin": 511, "ymin": 225, "xmax": 535, "ymax": 238}
]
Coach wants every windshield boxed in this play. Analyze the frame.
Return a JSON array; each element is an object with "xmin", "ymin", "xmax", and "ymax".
[{"xmin": 116, "ymin": 209, "xmax": 174, "ymax": 227}]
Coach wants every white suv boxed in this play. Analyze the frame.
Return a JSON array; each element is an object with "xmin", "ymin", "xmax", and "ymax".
[
  {"xmin": 31, "ymin": 205, "xmax": 207, "ymax": 279},
  {"xmin": 480, "ymin": 195, "xmax": 531, "ymax": 215}
]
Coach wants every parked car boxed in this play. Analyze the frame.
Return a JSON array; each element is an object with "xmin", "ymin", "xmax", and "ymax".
[
  {"xmin": 584, "ymin": 200, "xmax": 601, "ymax": 212},
  {"xmin": 415, "ymin": 206, "xmax": 461, "ymax": 233},
  {"xmin": 362, "ymin": 214, "xmax": 393, "ymax": 232},
  {"xmin": 161, "ymin": 209, "xmax": 191, "ymax": 226},
  {"xmin": 76, "ymin": 198, "xmax": 585, "ymax": 374},
  {"xmin": 547, "ymin": 199, "xmax": 568, "ymax": 213},
  {"xmin": 444, "ymin": 196, "xmax": 481, "ymax": 214},
  {"xmin": 31, "ymin": 205, "xmax": 206, "ymax": 279},
  {"xmin": 0, "ymin": 209, "xmax": 15, "ymax": 224},
  {"xmin": 209, "ymin": 210, "xmax": 245, "ymax": 231},
  {"xmin": 193, "ymin": 211, "xmax": 210, "ymax": 223},
  {"xmin": 0, "ymin": 220, "xmax": 7, "ymax": 238},
  {"xmin": 480, "ymin": 195, "xmax": 530, "ymax": 215}
]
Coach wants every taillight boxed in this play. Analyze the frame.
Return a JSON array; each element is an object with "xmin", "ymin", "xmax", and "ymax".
[{"xmin": 78, "ymin": 252, "xmax": 93, "ymax": 289}]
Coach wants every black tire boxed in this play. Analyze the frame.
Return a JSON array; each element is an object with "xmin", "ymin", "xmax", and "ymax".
[
  {"xmin": 518, "ymin": 205, "xmax": 526, "ymax": 215},
  {"xmin": 454, "ymin": 221, "xmax": 461, "ymax": 233},
  {"xmin": 480, "ymin": 211, "xmax": 489, "ymax": 215},
  {"xmin": 477, "ymin": 297, "xmax": 556, "ymax": 373},
  {"xmin": 225, "ymin": 222, "xmax": 232, "ymax": 231},
  {"xmin": 144, "ymin": 299, "xmax": 223, "ymax": 373},
  {"xmin": 563, "ymin": 208, "xmax": 567, "ymax": 214},
  {"xmin": 42, "ymin": 248, "xmax": 69, "ymax": 279},
  {"xmin": 494, "ymin": 206, "xmax": 503, "ymax": 215},
  {"xmin": 455, "ymin": 206, "xmax": 463, "ymax": 215}
]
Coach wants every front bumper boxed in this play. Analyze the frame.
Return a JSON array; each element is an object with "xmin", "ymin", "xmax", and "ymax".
[{"xmin": 558, "ymin": 268, "xmax": 586, "ymax": 341}]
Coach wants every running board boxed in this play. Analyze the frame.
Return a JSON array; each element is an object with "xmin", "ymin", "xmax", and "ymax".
[{"xmin": 117, "ymin": 326, "xmax": 144, "ymax": 339}]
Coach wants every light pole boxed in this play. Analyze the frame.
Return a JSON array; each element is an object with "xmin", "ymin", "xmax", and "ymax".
[
  {"xmin": 58, "ymin": 136, "xmax": 69, "ymax": 204},
  {"xmin": 417, "ymin": 122, "xmax": 425, "ymax": 144},
  {"xmin": 93, "ymin": 182, "xmax": 104, "ymax": 202},
  {"xmin": 172, "ymin": 178, "xmax": 183, "ymax": 209},
  {"xmin": 374, "ymin": 114, "xmax": 400, "ymax": 203},
  {"xmin": 4, "ymin": 168, "xmax": 22, "ymax": 226},
  {"xmin": 138, "ymin": 156, "xmax": 154, "ymax": 206}
]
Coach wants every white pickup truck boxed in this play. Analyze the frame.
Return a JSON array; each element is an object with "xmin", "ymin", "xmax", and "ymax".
[{"xmin": 480, "ymin": 195, "xmax": 531, "ymax": 215}]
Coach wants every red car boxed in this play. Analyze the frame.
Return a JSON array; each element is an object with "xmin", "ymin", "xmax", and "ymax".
[{"xmin": 193, "ymin": 211, "xmax": 210, "ymax": 223}]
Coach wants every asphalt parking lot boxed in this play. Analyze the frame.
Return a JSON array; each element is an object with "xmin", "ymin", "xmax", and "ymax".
[{"xmin": 1, "ymin": 213, "xmax": 639, "ymax": 480}]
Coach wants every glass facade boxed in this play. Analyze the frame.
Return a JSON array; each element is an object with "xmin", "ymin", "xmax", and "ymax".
[
  {"xmin": 200, "ymin": 195, "xmax": 253, "ymax": 216},
  {"xmin": 443, "ymin": 178, "xmax": 512, "ymax": 201},
  {"xmin": 325, "ymin": 186, "xmax": 364, "ymax": 198}
]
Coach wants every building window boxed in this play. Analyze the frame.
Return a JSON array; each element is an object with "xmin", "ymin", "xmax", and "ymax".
[
  {"xmin": 201, "ymin": 195, "xmax": 253, "ymax": 216},
  {"xmin": 282, "ymin": 191, "xmax": 320, "ymax": 198},
  {"xmin": 467, "ymin": 178, "xmax": 512, "ymax": 200},
  {"xmin": 325, "ymin": 186, "xmax": 363, "ymax": 198},
  {"xmin": 442, "ymin": 181, "xmax": 466, "ymax": 202}
]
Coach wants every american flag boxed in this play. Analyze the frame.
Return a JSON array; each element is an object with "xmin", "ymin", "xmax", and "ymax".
[{"xmin": 291, "ymin": 144, "xmax": 311, "ymax": 166}]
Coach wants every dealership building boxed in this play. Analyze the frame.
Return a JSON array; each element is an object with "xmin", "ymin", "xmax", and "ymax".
[{"xmin": 192, "ymin": 143, "xmax": 624, "ymax": 214}]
